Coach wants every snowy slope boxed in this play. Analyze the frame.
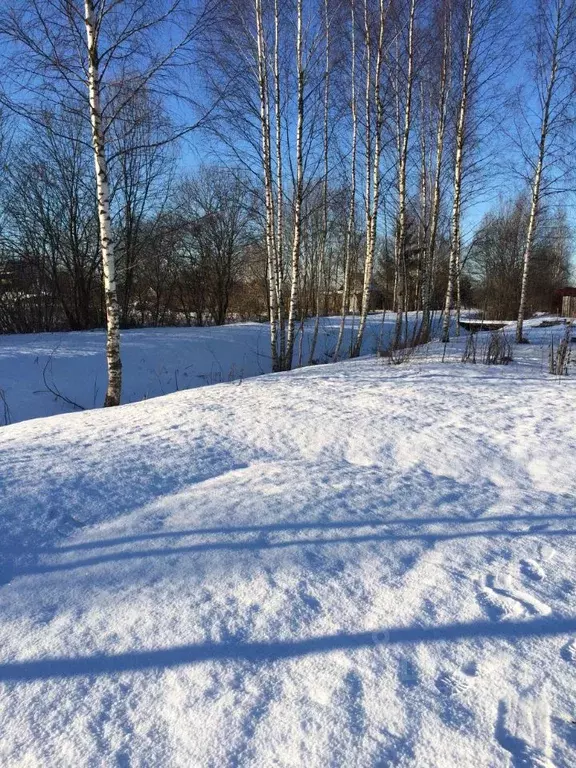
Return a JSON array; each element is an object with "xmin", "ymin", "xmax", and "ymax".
[
  {"xmin": 0, "ymin": 327, "xmax": 575, "ymax": 766},
  {"xmin": 0, "ymin": 312, "xmax": 436, "ymax": 425}
]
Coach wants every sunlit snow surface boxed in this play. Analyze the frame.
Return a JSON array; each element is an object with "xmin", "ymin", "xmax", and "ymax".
[
  {"xmin": 0, "ymin": 315, "xmax": 575, "ymax": 766},
  {"xmin": 0, "ymin": 313, "xmax": 434, "ymax": 425}
]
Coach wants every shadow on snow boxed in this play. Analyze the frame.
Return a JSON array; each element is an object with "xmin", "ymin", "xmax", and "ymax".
[{"xmin": 0, "ymin": 616, "xmax": 575, "ymax": 683}]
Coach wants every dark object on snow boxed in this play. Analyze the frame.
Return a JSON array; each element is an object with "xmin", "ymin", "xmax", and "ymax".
[
  {"xmin": 458, "ymin": 319, "xmax": 508, "ymax": 333},
  {"xmin": 556, "ymin": 287, "xmax": 576, "ymax": 318}
]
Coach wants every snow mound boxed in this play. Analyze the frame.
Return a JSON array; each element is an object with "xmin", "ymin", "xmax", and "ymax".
[{"xmin": 0, "ymin": 330, "xmax": 575, "ymax": 766}]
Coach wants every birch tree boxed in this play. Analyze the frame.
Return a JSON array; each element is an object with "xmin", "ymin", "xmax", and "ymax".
[
  {"xmin": 307, "ymin": 0, "xmax": 332, "ymax": 365},
  {"xmin": 351, "ymin": 0, "xmax": 388, "ymax": 358},
  {"xmin": 469, "ymin": 196, "xmax": 570, "ymax": 319},
  {"xmin": 1, "ymin": 0, "xmax": 212, "ymax": 405},
  {"xmin": 438, "ymin": 0, "xmax": 513, "ymax": 342},
  {"xmin": 421, "ymin": 0, "xmax": 452, "ymax": 342},
  {"xmin": 515, "ymin": 0, "xmax": 576, "ymax": 343},
  {"xmin": 284, "ymin": 0, "xmax": 305, "ymax": 369},
  {"xmin": 83, "ymin": 1, "xmax": 121, "ymax": 404},
  {"xmin": 209, "ymin": 0, "xmax": 330, "ymax": 369},
  {"xmin": 254, "ymin": 0, "xmax": 282, "ymax": 370},
  {"xmin": 441, "ymin": 0, "xmax": 474, "ymax": 343},
  {"xmin": 392, "ymin": 0, "xmax": 417, "ymax": 350},
  {"xmin": 334, "ymin": 0, "xmax": 359, "ymax": 362},
  {"xmin": 272, "ymin": 0, "xmax": 289, "ymax": 364}
]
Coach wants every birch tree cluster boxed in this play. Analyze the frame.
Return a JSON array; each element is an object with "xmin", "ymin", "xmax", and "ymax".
[{"xmin": 0, "ymin": 0, "xmax": 574, "ymax": 403}]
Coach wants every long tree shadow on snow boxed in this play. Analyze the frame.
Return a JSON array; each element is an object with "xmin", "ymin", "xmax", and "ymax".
[
  {"xmin": 49, "ymin": 510, "xmax": 576, "ymax": 553},
  {"xmin": 0, "ymin": 616, "xmax": 575, "ymax": 683},
  {"xmin": 19, "ymin": 521, "xmax": 576, "ymax": 578}
]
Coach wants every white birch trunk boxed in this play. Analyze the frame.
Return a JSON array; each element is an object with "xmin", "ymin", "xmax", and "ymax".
[
  {"xmin": 285, "ymin": 0, "xmax": 304, "ymax": 370},
  {"xmin": 308, "ymin": 0, "xmax": 331, "ymax": 366},
  {"xmin": 273, "ymin": 0, "xmax": 285, "ymax": 361},
  {"xmin": 333, "ymin": 0, "xmax": 358, "ymax": 362},
  {"xmin": 516, "ymin": 180, "xmax": 541, "ymax": 342},
  {"xmin": 393, "ymin": 0, "xmax": 416, "ymax": 350},
  {"xmin": 455, "ymin": 249, "xmax": 462, "ymax": 334},
  {"xmin": 84, "ymin": 0, "xmax": 122, "ymax": 407},
  {"xmin": 516, "ymin": 0, "xmax": 562, "ymax": 343},
  {"xmin": 255, "ymin": 0, "xmax": 281, "ymax": 370},
  {"xmin": 441, "ymin": 0, "xmax": 474, "ymax": 344},
  {"xmin": 352, "ymin": 0, "xmax": 386, "ymax": 358},
  {"xmin": 416, "ymin": 82, "xmax": 428, "ymax": 337},
  {"xmin": 422, "ymin": 3, "xmax": 451, "ymax": 342}
]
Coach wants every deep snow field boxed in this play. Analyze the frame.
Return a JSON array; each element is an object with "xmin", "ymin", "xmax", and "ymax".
[
  {"xmin": 0, "ymin": 317, "xmax": 575, "ymax": 766},
  {"xmin": 0, "ymin": 314, "xmax": 400, "ymax": 425}
]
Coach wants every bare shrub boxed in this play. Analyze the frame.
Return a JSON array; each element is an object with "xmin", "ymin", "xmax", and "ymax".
[
  {"xmin": 0, "ymin": 389, "xmax": 10, "ymax": 426},
  {"xmin": 379, "ymin": 339, "xmax": 419, "ymax": 366},
  {"xmin": 461, "ymin": 333, "xmax": 477, "ymax": 364},
  {"xmin": 549, "ymin": 324, "xmax": 572, "ymax": 375},
  {"xmin": 481, "ymin": 331, "xmax": 513, "ymax": 365},
  {"xmin": 34, "ymin": 349, "xmax": 86, "ymax": 411}
]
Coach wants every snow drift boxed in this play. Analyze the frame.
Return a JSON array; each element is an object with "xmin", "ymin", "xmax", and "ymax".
[{"xmin": 0, "ymin": 326, "xmax": 575, "ymax": 766}]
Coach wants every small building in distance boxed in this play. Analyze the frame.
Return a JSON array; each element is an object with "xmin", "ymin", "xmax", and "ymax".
[{"xmin": 556, "ymin": 287, "xmax": 576, "ymax": 318}]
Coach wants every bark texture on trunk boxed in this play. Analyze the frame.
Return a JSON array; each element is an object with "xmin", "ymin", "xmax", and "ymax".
[
  {"xmin": 84, "ymin": 0, "xmax": 122, "ymax": 407},
  {"xmin": 285, "ymin": 0, "xmax": 305, "ymax": 370},
  {"xmin": 516, "ymin": 0, "xmax": 562, "ymax": 343},
  {"xmin": 352, "ymin": 0, "xmax": 386, "ymax": 358},
  {"xmin": 308, "ymin": 0, "xmax": 331, "ymax": 366},
  {"xmin": 255, "ymin": 0, "xmax": 281, "ymax": 371},
  {"xmin": 273, "ymin": 0, "xmax": 285, "ymax": 362},
  {"xmin": 334, "ymin": 0, "xmax": 358, "ymax": 362},
  {"xmin": 422, "ymin": 2, "xmax": 451, "ymax": 342},
  {"xmin": 441, "ymin": 0, "xmax": 474, "ymax": 344},
  {"xmin": 393, "ymin": 0, "xmax": 416, "ymax": 350}
]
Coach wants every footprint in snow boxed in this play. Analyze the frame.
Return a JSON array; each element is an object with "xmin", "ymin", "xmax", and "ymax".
[
  {"xmin": 495, "ymin": 698, "xmax": 554, "ymax": 768},
  {"xmin": 226, "ymin": 677, "xmax": 278, "ymax": 767},
  {"xmin": 478, "ymin": 573, "xmax": 552, "ymax": 620},
  {"xmin": 520, "ymin": 559, "xmax": 546, "ymax": 582},
  {"xmin": 55, "ymin": 514, "xmax": 86, "ymax": 536},
  {"xmin": 476, "ymin": 581, "xmax": 524, "ymax": 622},
  {"xmin": 435, "ymin": 671, "xmax": 469, "ymax": 697},
  {"xmin": 328, "ymin": 671, "xmax": 366, "ymax": 766},
  {"xmin": 341, "ymin": 671, "xmax": 365, "ymax": 737},
  {"xmin": 288, "ymin": 587, "xmax": 323, "ymax": 632},
  {"xmin": 435, "ymin": 672, "xmax": 475, "ymax": 730},
  {"xmin": 539, "ymin": 544, "xmax": 556, "ymax": 562},
  {"xmin": 560, "ymin": 639, "xmax": 576, "ymax": 663},
  {"xmin": 528, "ymin": 522, "xmax": 550, "ymax": 533},
  {"xmin": 300, "ymin": 593, "xmax": 322, "ymax": 612},
  {"xmin": 397, "ymin": 658, "xmax": 419, "ymax": 687},
  {"xmin": 463, "ymin": 660, "xmax": 479, "ymax": 677}
]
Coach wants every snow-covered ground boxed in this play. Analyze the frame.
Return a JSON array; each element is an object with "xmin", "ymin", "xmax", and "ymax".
[
  {"xmin": 1, "ymin": 320, "xmax": 575, "ymax": 766},
  {"xmin": 0, "ymin": 313, "xmax": 437, "ymax": 425}
]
